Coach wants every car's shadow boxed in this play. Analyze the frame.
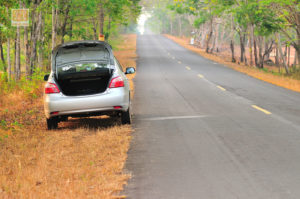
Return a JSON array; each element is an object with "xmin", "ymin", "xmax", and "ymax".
[{"xmin": 58, "ymin": 116, "xmax": 122, "ymax": 130}]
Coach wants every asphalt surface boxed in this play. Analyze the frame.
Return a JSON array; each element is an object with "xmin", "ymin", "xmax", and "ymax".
[{"xmin": 125, "ymin": 34, "xmax": 300, "ymax": 199}]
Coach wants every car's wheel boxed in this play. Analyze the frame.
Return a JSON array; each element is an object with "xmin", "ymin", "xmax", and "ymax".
[
  {"xmin": 47, "ymin": 117, "xmax": 58, "ymax": 130},
  {"xmin": 121, "ymin": 107, "xmax": 132, "ymax": 124}
]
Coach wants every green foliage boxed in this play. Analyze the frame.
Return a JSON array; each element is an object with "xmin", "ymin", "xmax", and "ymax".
[
  {"xmin": 194, "ymin": 16, "xmax": 207, "ymax": 28},
  {"xmin": 0, "ymin": 67, "xmax": 45, "ymax": 98},
  {"xmin": 0, "ymin": 120, "xmax": 7, "ymax": 128},
  {"xmin": 0, "ymin": 0, "xmax": 141, "ymax": 95},
  {"xmin": 232, "ymin": 0, "xmax": 283, "ymax": 36}
]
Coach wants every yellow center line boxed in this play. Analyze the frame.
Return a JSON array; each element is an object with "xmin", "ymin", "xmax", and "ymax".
[
  {"xmin": 252, "ymin": 105, "xmax": 272, "ymax": 115},
  {"xmin": 186, "ymin": 66, "xmax": 191, "ymax": 70},
  {"xmin": 198, "ymin": 74, "xmax": 204, "ymax": 78},
  {"xmin": 217, "ymin": 85, "xmax": 226, "ymax": 91}
]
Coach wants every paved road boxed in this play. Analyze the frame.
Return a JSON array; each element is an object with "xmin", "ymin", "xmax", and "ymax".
[{"xmin": 125, "ymin": 34, "xmax": 300, "ymax": 199}]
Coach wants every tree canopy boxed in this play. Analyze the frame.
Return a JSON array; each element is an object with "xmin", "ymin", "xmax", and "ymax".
[{"xmin": 0, "ymin": 0, "xmax": 141, "ymax": 81}]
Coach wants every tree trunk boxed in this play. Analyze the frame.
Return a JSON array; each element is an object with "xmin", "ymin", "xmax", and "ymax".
[
  {"xmin": 265, "ymin": 41, "xmax": 270, "ymax": 60},
  {"xmin": 260, "ymin": 40, "xmax": 274, "ymax": 69},
  {"xmin": 24, "ymin": 27, "xmax": 31, "ymax": 77},
  {"xmin": 210, "ymin": 21, "xmax": 220, "ymax": 53},
  {"xmin": 0, "ymin": 43, "xmax": 5, "ymax": 69},
  {"xmin": 296, "ymin": 31, "xmax": 300, "ymax": 67},
  {"xmin": 253, "ymin": 36, "xmax": 258, "ymax": 67},
  {"xmin": 51, "ymin": 1, "xmax": 58, "ymax": 70},
  {"xmin": 92, "ymin": 17, "xmax": 98, "ymax": 40},
  {"xmin": 293, "ymin": 47, "xmax": 298, "ymax": 67},
  {"xmin": 200, "ymin": 25, "xmax": 207, "ymax": 48},
  {"xmin": 51, "ymin": 3, "xmax": 57, "ymax": 51},
  {"xmin": 216, "ymin": 23, "xmax": 224, "ymax": 53},
  {"xmin": 69, "ymin": 18, "xmax": 73, "ymax": 39},
  {"xmin": 230, "ymin": 40, "xmax": 236, "ymax": 63},
  {"xmin": 214, "ymin": 23, "xmax": 220, "ymax": 52},
  {"xmin": 61, "ymin": 4, "xmax": 71, "ymax": 44},
  {"xmin": 99, "ymin": 5, "xmax": 104, "ymax": 36},
  {"xmin": 7, "ymin": 39, "xmax": 11, "ymax": 80},
  {"xmin": 249, "ymin": 24, "xmax": 254, "ymax": 66},
  {"xmin": 239, "ymin": 31, "xmax": 246, "ymax": 63},
  {"xmin": 38, "ymin": 11, "xmax": 44, "ymax": 69},
  {"xmin": 275, "ymin": 45, "xmax": 279, "ymax": 67},
  {"xmin": 276, "ymin": 33, "xmax": 289, "ymax": 74},
  {"xmin": 178, "ymin": 16, "xmax": 182, "ymax": 37},
  {"xmin": 170, "ymin": 18, "xmax": 173, "ymax": 35},
  {"xmin": 257, "ymin": 36, "xmax": 264, "ymax": 68},
  {"xmin": 205, "ymin": 18, "xmax": 213, "ymax": 53},
  {"xmin": 210, "ymin": 33, "xmax": 216, "ymax": 53},
  {"xmin": 30, "ymin": 2, "xmax": 43, "ymax": 75},
  {"xmin": 106, "ymin": 16, "xmax": 111, "ymax": 39},
  {"xmin": 15, "ymin": 27, "xmax": 21, "ymax": 80},
  {"xmin": 287, "ymin": 45, "xmax": 290, "ymax": 68}
]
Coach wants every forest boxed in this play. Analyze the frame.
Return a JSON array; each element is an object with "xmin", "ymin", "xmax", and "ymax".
[
  {"xmin": 145, "ymin": 0, "xmax": 299, "ymax": 76},
  {"xmin": 0, "ymin": 0, "xmax": 141, "ymax": 86}
]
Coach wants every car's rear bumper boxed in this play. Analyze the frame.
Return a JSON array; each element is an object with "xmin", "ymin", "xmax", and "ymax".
[{"xmin": 44, "ymin": 88, "xmax": 129, "ymax": 118}]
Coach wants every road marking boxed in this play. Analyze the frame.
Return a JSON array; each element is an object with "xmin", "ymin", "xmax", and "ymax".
[
  {"xmin": 140, "ymin": 115, "xmax": 208, "ymax": 121},
  {"xmin": 252, "ymin": 105, "xmax": 272, "ymax": 115},
  {"xmin": 186, "ymin": 66, "xmax": 191, "ymax": 70},
  {"xmin": 217, "ymin": 85, "xmax": 226, "ymax": 91},
  {"xmin": 198, "ymin": 74, "xmax": 204, "ymax": 78},
  {"xmin": 178, "ymin": 61, "xmax": 182, "ymax": 64},
  {"xmin": 172, "ymin": 56, "xmax": 175, "ymax": 59}
]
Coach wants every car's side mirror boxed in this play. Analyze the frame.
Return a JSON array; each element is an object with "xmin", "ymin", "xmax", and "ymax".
[
  {"xmin": 125, "ymin": 67, "xmax": 135, "ymax": 74},
  {"xmin": 44, "ymin": 74, "xmax": 50, "ymax": 81}
]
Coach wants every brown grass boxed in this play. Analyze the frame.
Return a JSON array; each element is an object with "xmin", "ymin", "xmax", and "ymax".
[
  {"xmin": 0, "ymin": 34, "xmax": 137, "ymax": 198},
  {"xmin": 165, "ymin": 34, "xmax": 300, "ymax": 93}
]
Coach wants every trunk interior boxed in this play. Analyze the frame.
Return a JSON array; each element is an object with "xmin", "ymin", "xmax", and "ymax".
[{"xmin": 57, "ymin": 68, "xmax": 112, "ymax": 96}]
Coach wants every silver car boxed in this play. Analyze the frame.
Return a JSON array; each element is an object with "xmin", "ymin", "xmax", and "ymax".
[{"xmin": 43, "ymin": 41, "xmax": 135, "ymax": 129}]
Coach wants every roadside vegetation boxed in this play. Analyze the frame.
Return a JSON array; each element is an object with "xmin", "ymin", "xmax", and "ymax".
[
  {"xmin": 0, "ymin": 0, "xmax": 140, "ymax": 197},
  {"xmin": 166, "ymin": 35, "xmax": 300, "ymax": 92},
  {"xmin": 143, "ymin": 0, "xmax": 300, "ymax": 91},
  {"xmin": 0, "ymin": 0, "xmax": 140, "ymax": 80},
  {"xmin": 0, "ymin": 34, "xmax": 137, "ymax": 198}
]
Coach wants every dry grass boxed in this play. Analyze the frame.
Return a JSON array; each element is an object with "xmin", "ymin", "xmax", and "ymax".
[
  {"xmin": 165, "ymin": 34, "xmax": 300, "ymax": 93},
  {"xmin": 0, "ymin": 34, "xmax": 137, "ymax": 199}
]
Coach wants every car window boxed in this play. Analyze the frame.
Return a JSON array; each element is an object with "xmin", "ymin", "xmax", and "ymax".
[
  {"xmin": 56, "ymin": 47, "xmax": 110, "ymax": 66},
  {"xmin": 58, "ymin": 63, "xmax": 110, "ymax": 74}
]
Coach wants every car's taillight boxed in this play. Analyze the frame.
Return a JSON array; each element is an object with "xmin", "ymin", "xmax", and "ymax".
[
  {"xmin": 109, "ymin": 76, "xmax": 124, "ymax": 88},
  {"xmin": 45, "ymin": 83, "xmax": 60, "ymax": 94}
]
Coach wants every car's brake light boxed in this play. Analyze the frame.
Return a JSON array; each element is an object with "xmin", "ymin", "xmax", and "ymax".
[
  {"xmin": 45, "ymin": 83, "xmax": 60, "ymax": 94},
  {"xmin": 109, "ymin": 76, "xmax": 124, "ymax": 88}
]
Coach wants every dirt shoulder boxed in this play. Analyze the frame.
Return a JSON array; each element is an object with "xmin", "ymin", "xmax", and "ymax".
[
  {"xmin": 0, "ymin": 34, "xmax": 137, "ymax": 199},
  {"xmin": 165, "ymin": 34, "xmax": 300, "ymax": 93}
]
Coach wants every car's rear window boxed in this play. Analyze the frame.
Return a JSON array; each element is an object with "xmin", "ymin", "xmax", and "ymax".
[
  {"xmin": 58, "ymin": 63, "xmax": 110, "ymax": 74},
  {"xmin": 56, "ymin": 47, "xmax": 110, "ymax": 66}
]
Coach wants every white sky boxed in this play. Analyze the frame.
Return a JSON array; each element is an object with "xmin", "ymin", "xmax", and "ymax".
[{"xmin": 137, "ymin": 10, "xmax": 151, "ymax": 34}]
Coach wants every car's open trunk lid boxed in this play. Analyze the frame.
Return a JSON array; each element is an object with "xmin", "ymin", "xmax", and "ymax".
[{"xmin": 53, "ymin": 41, "xmax": 114, "ymax": 96}]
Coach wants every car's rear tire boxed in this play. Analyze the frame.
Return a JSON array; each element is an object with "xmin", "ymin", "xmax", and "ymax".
[
  {"xmin": 121, "ymin": 107, "xmax": 131, "ymax": 124},
  {"xmin": 47, "ymin": 117, "xmax": 58, "ymax": 130}
]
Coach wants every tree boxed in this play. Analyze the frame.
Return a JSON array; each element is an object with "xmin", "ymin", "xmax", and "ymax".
[{"xmin": 0, "ymin": 0, "xmax": 141, "ymax": 82}]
